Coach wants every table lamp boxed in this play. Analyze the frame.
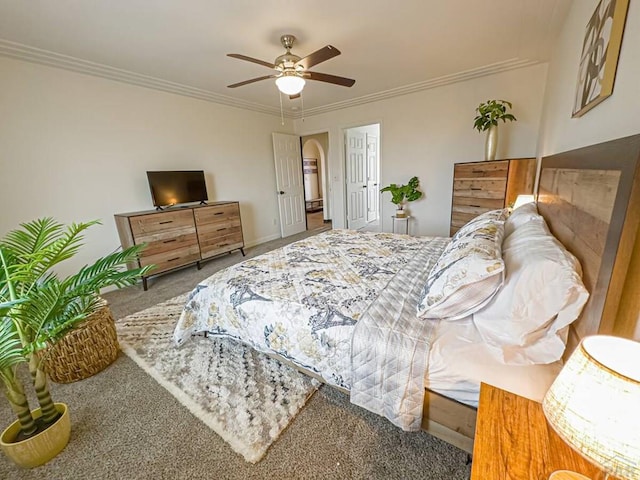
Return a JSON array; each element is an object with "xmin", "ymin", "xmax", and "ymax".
[
  {"xmin": 512, "ymin": 194, "xmax": 536, "ymax": 210},
  {"xmin": 542, "ymin": 335, "xmax": 640, "ymax": 480}
]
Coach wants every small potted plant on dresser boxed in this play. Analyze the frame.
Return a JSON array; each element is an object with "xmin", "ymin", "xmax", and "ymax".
[
  {"xmin": 380, "ymin": 176, "xmax": 423, "ymax": 218},
  {"xmin": 0, "ymin": 218, "xmax": 151, "ymax": 469}
]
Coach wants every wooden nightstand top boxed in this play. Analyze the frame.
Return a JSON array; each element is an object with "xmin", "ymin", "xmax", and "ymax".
[{"xmin": 470, "ymin": 383, "xmax": 608, "ymax": 480}]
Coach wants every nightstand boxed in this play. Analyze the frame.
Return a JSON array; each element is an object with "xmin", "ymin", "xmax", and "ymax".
[
  {"xmin": 391, "ymin": 215, "xmax": 411, "ymax": 234},
  {"xmin": 471, "ymin": 383, "xmax": 612, "ymax": 480}
]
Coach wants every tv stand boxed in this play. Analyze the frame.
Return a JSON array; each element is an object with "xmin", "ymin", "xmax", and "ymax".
[{"xmin": 114, "ymin": 202, "xmax": 245, "ymax": 290}]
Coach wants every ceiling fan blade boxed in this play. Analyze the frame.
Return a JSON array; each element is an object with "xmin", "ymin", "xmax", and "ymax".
[
  {"xmin": 227, "ymin": 53, "xmax": 275, "ymax": 69},
  {"xmin": 295, "ymin": 45, "xmax": 341, "ymax": 70},
  {"xmin": 306, "ymin": 71, "xmax": 355, "ymax": 87},
  {"xmin": 227, "ymin": 75, "xmax": 277, "ymax": 88}
]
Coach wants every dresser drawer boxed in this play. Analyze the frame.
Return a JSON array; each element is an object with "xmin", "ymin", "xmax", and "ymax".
[
  {"xmin": 139, "ymin": 243, "xmax": 201, "ymax": 274},
  {"xmin": 130, "ymin": 210, "xmax": 195, "ymax": 240},
  {"xmin": 194, "ymin": 203, "xmax": 240, "ymax": 225},
  {"xmin": 196, "ymin": 218, "xmax": 242, "ymax": 236},
  {"xmin": 139, "ymin": 233, "xmax": 199, "ymax": 258},
  {"xmin": 199, "ymin": 232, "xmax": 244, "ymax": 259},
  {"xmin": 454, "ymin": 160, "xmax": 509, "ymax": 179},
  {"xmin": 453, "ymin": 178, "xmax": 507, "ymax": 198},
  {"xmin": 452, "ymin": 196, "xmax": 505, "ymax": 210}
]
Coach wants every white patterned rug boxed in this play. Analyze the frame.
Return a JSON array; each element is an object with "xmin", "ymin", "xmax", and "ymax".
[{"xmin": 115, "ymin": 294, "xmax": 320, "ymax": 463}]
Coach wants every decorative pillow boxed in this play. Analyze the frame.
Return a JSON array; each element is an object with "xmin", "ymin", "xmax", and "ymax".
[
  {"xmin": 452, "ymin": 208, "xmax": 508, "ymax": 243},
  {"xmin": 504, "ymin": 202, "xmax": 541, "ymax": 238},
  {"xmin": 472, "ymin": 217, "xmax": 589, "ymax": 365},
  {"xmin": 416, "ymin": 216, "xmax": 505, "ymax": 320}
]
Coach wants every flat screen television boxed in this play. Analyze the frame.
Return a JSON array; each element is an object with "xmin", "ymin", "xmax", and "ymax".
[{"xmin": 146, "ymin": 170, "xmax": 208, "ymax": 208}]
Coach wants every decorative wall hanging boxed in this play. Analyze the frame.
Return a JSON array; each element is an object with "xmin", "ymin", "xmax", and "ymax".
[{"xmin": 572, "ymin": 0, "xmax": 629, "ymax": 117}]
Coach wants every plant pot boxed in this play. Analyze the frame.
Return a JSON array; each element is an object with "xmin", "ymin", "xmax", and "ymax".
[
  {"xmin": 0, "ymin": 403, "xmax": 70, "ymax": 468},
  {"xmin": 395, "ymin": 207, "xmax": 407, "ymax": 218},
  {"xmin": 485, "ymin": 124, "xmax": 498, "ymax": 161}
]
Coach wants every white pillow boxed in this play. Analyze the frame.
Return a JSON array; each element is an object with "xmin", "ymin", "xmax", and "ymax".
[
  {"xmin": 472, "ymin": 217, "xmax": 589, "ymax": 365},
  {"xmin": 504, "ymin": 202, "xmax": 540, "ymax": 238},
  {"xmin": 416, "ymin": 215, "xmax": 505, "ymax": 320}
]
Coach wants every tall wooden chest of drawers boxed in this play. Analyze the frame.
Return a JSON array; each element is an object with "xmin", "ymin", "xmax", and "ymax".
[
  {"xmin": 115, "ymin": 202, "xmax": 244, "ymax": 290},
  {"xmin": 450, "ymin": 158, "xmax": 536, "ymax": 236}
]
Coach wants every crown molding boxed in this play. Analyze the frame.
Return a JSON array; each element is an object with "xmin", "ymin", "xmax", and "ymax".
[
  {"xmin": 0, "ymin": 39, "xmax": 289, "ymax": 117},
  {"xmin": 297, "ymin": 58, "xmax": 544, "ymax": 118},
  {"xmin": 0, "ymin": 39, "xmax": 542, "ymax": 120}
]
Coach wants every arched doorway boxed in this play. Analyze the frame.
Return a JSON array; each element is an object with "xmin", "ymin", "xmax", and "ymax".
[{"xmin": 301, "ymin": 133, "xmax": 331, "ymax": 232}]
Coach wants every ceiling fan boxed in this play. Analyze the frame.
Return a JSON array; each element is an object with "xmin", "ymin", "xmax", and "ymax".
[{"xmin": 227, "ymin": 34, "xmax": 356, "ymax": 98}]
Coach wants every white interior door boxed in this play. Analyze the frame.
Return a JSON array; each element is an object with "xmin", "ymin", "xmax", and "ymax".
[
  {"xmin": 345, "ymin": 130, "xmax": 367, "ymax": 230},
  {"xmin": 366, "ymin": 134, "xmax": 379, "ymax": 223},
  {"xmin": 272, "ymin": 133, "xmax": 306, "ymax": 237}
]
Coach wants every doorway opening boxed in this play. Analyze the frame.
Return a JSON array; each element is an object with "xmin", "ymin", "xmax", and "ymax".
[
  {"xmin": 301, "ymin": 133, "xmax": 332, "ymax": 233},
  {"xmin": 344, "ymin": 123, "xmax": 380, "ymax": 232}
]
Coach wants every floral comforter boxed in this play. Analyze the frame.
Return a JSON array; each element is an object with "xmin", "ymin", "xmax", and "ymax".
[{"xmin": 173, "ymin": 229, "xmax": 448, "ymax": 394}]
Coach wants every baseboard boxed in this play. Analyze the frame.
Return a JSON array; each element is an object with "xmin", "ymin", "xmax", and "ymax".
[{"xmin": 244, "ymin": 233, "xmax": 281, "ymax": 248}]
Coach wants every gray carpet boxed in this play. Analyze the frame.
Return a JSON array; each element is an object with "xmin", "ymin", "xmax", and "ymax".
[{"xmin": 0, "ymin": 228, "xmax": 472, "ymax": 479}]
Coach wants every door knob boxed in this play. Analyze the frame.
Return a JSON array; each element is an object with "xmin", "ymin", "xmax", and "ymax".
[
  {"xmin": 278, "ymin": 191, "xmax": 285, "ymax": 195},
  {"xmin": 362, "ymin": 185, "xmax": 367, "ymax": 188}
]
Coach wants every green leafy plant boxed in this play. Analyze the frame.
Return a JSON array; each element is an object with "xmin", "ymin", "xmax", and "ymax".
[
  {"xmin": 380, "ymin": 176, "xmax": 423, "ymax": 206},
  {"xmin": 473, "ymin": 99, "xmax": 517, "ymax": 132},
  {"xmin": 0, "ymin": 218, "xmax": 151, "ymax": 440}
]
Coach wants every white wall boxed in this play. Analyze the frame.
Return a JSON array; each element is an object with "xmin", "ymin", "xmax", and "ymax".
[
  {"xmin": 0, "ymin": 56, "xmax": 288, "ymax": 277},
  {"xmin": 294, "ymin": 64, "xmax": 548, "ymax": 235},
  {"xmin": 538, "ymin": 0, "xmax": 640, "ymax": 155}
]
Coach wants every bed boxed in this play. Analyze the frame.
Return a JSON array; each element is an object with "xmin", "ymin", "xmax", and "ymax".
[{"xmin": 173, "ymin": 133, "xmax": 640, "ymax": 453}]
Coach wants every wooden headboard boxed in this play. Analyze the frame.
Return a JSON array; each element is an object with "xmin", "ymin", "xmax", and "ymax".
[{"xmin": 537, "ymin": 134, "xmax": 640, "ymax": 352}]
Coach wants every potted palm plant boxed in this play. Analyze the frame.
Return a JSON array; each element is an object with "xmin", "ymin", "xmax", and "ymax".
[
  {"xmin": 0, "ymin": 218, "xmax": 151, "ymax": 468},
  {"xmin": 473, "ymin": 99, "xmax": 517, "ymax": 160},
  {"xmin": 380, "ymin": 176, "xmax": 423, "ymax": 218}
]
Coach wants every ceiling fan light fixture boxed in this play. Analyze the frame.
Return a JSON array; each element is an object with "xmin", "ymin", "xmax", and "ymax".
[{"xmin": 275, "ymin": 75, "xmax": 305, "ymax": 95}]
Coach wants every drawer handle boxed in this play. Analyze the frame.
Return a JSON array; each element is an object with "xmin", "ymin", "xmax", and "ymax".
[
  {"xmin": 167, "ymin": 257, "xmax": 180, "ymax": 262},
  {"xmin": 214, "ymin": 212, "xmax": 224, "ymax": 216},
  {"xmin": 163, "ymin": 239, "xmax": 177, "ymax": 243},
  {"xmin": 470, "ymin": 187, "xmax": 482, "ymax": 191},
  {"xmin": 217, "ymin": 227, "xmax": 227, "ymax": 232},
  {"xmin": 470, "ymin": 205, "xmax": 481, "ymax": 208},
  {"xmin": 472, "ymin": 170, "xmax": 484, "ymax": 173},
  {"xmin": 159, "ymin": 220, "xmax": 173, "ymax": 225}
]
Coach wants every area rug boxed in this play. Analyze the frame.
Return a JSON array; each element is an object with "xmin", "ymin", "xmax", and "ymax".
[{"xmin": 115, "ymin": 294, "xmax": 320, "ymax": 463}]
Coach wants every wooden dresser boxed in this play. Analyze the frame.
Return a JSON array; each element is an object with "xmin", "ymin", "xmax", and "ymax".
[
  {"xmin": 450, "ymin": 158, "xmax": 536, "ymax": 236},
  {"xmin": 115, "ymin": 202, "xmax": 244, "ymax": 290}
]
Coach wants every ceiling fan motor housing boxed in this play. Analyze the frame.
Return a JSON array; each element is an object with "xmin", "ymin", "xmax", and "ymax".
[{"xmin": 280, "ymin": 34, "xmax": 296, "ymax": 50}]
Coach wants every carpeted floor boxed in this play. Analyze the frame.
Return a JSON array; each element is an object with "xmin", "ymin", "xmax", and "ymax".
[{"xmin": 0, "ymin": 229, "xmax": 472, "ymax": 479}]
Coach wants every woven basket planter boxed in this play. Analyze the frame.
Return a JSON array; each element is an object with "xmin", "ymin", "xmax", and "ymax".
[{"xmin": 44, "ymin": 304, "xmax": 120, "ymax": 384}]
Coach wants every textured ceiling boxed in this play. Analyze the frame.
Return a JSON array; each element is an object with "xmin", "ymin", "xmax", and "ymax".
[{"xmin": 0, "ymin": 0, "xmax": 572, "ymax": 116}]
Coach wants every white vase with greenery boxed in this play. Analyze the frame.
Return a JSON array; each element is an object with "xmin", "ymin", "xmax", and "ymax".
[{"xmin": 473, "ymin": 99, "xmax": 517, "ymax": 160}]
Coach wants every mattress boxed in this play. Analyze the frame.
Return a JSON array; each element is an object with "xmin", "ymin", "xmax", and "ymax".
[{"xmin": 426, "ymin": 316, "xmax": 563, "ymax": 407}]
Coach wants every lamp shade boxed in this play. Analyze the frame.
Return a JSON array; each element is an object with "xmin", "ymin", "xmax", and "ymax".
[
  {"xmin": 542, "ymin": 336, "xmax": 640, "ymax": 479},
  {"xmin": 512, "ymin": 194, "xmax": 535, "ymax": 210},
  {"xmin": 275, "ymin": 75, "xmax": 305, "ymax": 95}
]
